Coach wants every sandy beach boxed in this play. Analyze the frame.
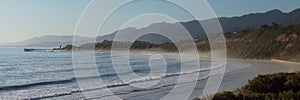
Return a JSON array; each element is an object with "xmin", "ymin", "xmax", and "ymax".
[{"xmin": 128, "ymin": 59, "xmax": 300, "ymax": 100}]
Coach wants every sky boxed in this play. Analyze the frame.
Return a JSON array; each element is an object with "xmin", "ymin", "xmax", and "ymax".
[{"xmin": 0, "ymin": 0, "xmax": 300, "ymax": 42}]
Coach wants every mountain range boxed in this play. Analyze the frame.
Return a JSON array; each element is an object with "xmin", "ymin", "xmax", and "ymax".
[
  {"xmin": 2, "ymin": 35, "xmax": 93, "ymax": 47},
  {"xmin": 5, "ymin": 8, "xmax": 300, "ymax": 47}
]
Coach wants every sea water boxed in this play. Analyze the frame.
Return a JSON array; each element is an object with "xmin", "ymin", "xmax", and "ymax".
[{"xmin": 0, "ymin": 48, "xmax": 212, "ymax": 99}]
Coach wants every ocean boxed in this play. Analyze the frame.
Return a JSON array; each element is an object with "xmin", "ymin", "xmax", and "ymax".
[{"xmin": 0, "ymin": 48, "xmax": 213, "ymax": 99}]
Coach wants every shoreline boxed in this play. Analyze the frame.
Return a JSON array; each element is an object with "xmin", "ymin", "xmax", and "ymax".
[
  {"xmin": 0, "ymin": 57, "xmax": 299, "ymax": 100},
  {"xmin": 128, "ymin": 58, "xmax": 300, "ymax": 100},
  {"xmin": 8, "ymin": 48, "xmax": 300, "ymax": 99},
  {"xmin": 53, "ymin": 49, "xmax": 300, "ymax": 64}
]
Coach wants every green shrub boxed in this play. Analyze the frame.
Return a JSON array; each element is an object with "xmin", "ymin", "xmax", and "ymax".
[
  {"xmin": 206, "ymin": 72, "xmax": 300, "ymax": 100},
  {"xmin": 212, "ymin": 91, "xmax": 236, "ymax": 100}
]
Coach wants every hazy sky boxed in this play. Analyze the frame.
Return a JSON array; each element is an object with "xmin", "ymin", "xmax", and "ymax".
[{"xmin": 0, "ymin": 0, "xmax": 300, "ymax": 42}]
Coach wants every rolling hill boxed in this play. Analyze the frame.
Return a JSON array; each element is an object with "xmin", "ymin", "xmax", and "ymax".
[
  {"xmin": 68, "ymin": 23, "xmax": 300, "ymax": 61},
  {"xmin": 9, "ymin": 35, "xmax": 93, "ymax": 47},
  {"xmin": 7, "ymin": 8, "xmax": 300, "ymax": 47},
  {"xmin": 96, "ymin": 8, "xmax": 300, "ymax": 43}
]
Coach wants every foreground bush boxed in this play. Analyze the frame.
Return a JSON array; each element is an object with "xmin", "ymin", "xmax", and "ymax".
[{"xmin": 200, "ymin": 72, "xmax": 300, "ymax": 100}]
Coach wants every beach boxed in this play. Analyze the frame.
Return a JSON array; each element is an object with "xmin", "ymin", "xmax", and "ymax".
[
  {"xmin": 0, "ymin": 48, "xmax": 299, "ymax": 100},
  {"xmin": 128, "ymin": 59, "xmax": 300, "ymax": 100}
]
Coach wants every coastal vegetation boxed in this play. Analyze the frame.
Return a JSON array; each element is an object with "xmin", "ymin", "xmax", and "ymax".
[
  {"xmin": 58, "ymin": 23, "xmax": 300, "ymax": 61},
  {"xmin": 202, "ymin": 72, "xmax": 300, "ymax": 100},
  {"xmin": 224, "ymin": 23, "xmax": 300, "ymax": 60}
]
